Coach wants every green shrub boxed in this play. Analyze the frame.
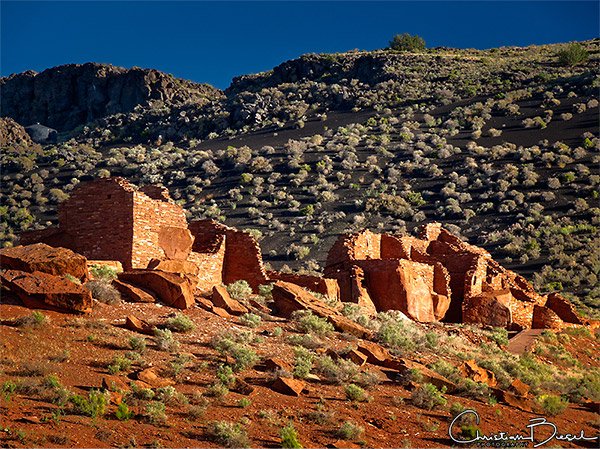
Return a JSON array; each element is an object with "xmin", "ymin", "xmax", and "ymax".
[
  {"xmin": 154, "ymin": 328, "xmax": 180, "ymax": 352},
  {"xmin": 238, "ymin": 397, "xmax": 252, "ymax": 408},
  {"xmin": 293, "ymin": 347, "xmax": 314, "ymax": 379},
  {"xmin": 556, "ymin": 43, "xmax": 589, "ymax": 66},
  {"xmin": 292, "ymin": 310, "xmax": 334, "ymax": 336},
  {"xmin": 156, "ymin": 385, "xmax": 186, "ymax": 405},
  {"xmin": 168, "ymin": 353, "xmax": 191, "ymax": 378},
  {"xmin": 564, "ymin": 327, "xmax": 592, "ymax": 338},
  {"xmin": 239, "ymin": 313, "xmax": 262, "ymax": 328},
  {"xmin": 2, "ymin": 381, "xmax": 17, "ymax": 401},
  {"xmin": 115, "ymin": 402, "xmax": 134, "ymax": 421},
  {"xmin": 458, "ymin": 378, "xmax": 490, "ymax": 399},
  {"xmin": 64, "ymin": 273, "xmax": 81, "ymax": 285},
  {"xmin": 258, "ymin": 283, "xmax": 274, "ymax": 299},
  {"xmin": 377, "ymin": 319, "xmax": 416, "ymax": 352},
  {"xmin": 449, "ymin": 402, "xmax": 465, "ymax": 419},
  {"xmin": 207, "ymin": 382, "xmax": 229, "ymax": 398},
  {"xmin": 411, "ymin": 383, "xmax": 447, "ymax": 410},
  {"xmin": 107, "ymin": 356, "xmax": 132, "ymax": 374},
  {"xmin": 286, "ymin": 334, "xmax": 323, "ymax": 349},
  {"xmin": 460, "ymin": 424, "xmax": 480, "ymax": 440},
  {"xmin": 187, "ymin": 404, "xmax": 207, "ymax": 420},
  {"xmin": 213, "ymin": 338, "xmax": 259, "ymax": 372},
  {"xmin": 129, "ymin": 337, "xmax": 146, "ymax": 353},
  {"xmin": 228, "ymin": 345, "xmax": 259, "ymax": 372},
  {"xmin": 216, "ymin": 365, "xmax": 235, "ymax": 387},
  {"xmin": 429, "ymin": 360, "xmax": 459, "ymax": 382},
  {"xmin": 389, "ymin": 33, "xmax": 426, "ymax": 52},
  {"xmin": 207, "ymin": 421, "xmax": 250, "ymax": 448},
  {"xmin": 344, "ymin": 383, "xmax": 370, "ymax": 402},
  {"xmin": 145, "ymin": 401, "xmax": 167, "ymax": 425},
  {"xmin": 130, "ymin": 383, "xmax": 155, "ymax": 401},
  {"xmin": 90, "ymin": 264, "xmax": 119, "ymax": 280},
  {"xmin": 536, "ymin": 394, "xmax": 568, "ymax": 416},
  {"xmin": 336, "ymin": 421, "xmax": 364, "ymax": 440},
  {"xmin": 488, "ymin": 327, "xmax": 509, "ymax": 346},
  {"xmin": 281, "ymin": 422, "xmax": 303, "ymax": 448},
  {"xmin": 70, "ymin": 390, "xmax": 109, "ymax": 418},
  {"xmin": 563, "ymin": 371, "xmax": 600, "ymax": 402},
  {"xmin": 315, "ymin": 356, "xmax": 360, "ymax": 384},
  {"xmin": 424, "ymin": 332, "xmax": 439, "ymax": 348},
  {"xmin": 226, "ymin": 280, "xmax": 252, "ymax": 300},
  {"xmin": 166, "ymin": 313, "xmax": 195, "ymax": 333}
]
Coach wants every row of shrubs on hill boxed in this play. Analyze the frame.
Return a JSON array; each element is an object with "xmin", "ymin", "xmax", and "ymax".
[
  {"xmin": 388, "ymin": 33, "xmax": 589, "ymax": 67},
  {"xmin": 59, "ymin": 39, "xmax": 597, "ymax": 148}
]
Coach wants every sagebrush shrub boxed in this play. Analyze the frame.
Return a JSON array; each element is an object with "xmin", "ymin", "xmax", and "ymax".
[
  {"xmin": 70, "ymin": 390, "xmax": 109, "ymax": 418},
  {"xmin": 291, "ymin": 310, "xmax": 334, "ymax": 336},
  {"xmin": 336, "ymin": 421, "xmax": 364, "ymax": 440},
  {"xmin": 154, "ymin": 328, "xmax": 180, "ymax": 352},
  {"xmin": 85, "ymin": 279, "xmax": 121, "ymax": 305},
  {"xmin": 226, "ymin": 280, "xmax": 253, "ymax": 300},
  {"xmin": 166, "ymin": 313, "xmax": 195, "ymax": 333},
  {"xmin": 207, "ymin": 421, "xmax": 250, "ymax": 448},
  {"xmin": 344, "ymin": 383, "xmax": 370, "ymax": 402},
  {"xmin": 281, "ymin": 422, "xmax": 303, "ymax": 448},
  {"xmin": 411, "ymin": 383, "xmax": 447, "ymax": 410},
  {"xmin": 89, "ymin": 264, "xmax": 119, "ymax": 280},
  {"xmin": 536, "ymin": 394, "xmax": 568, "ymax": 416},
  {"xmin": 239, "ymin": 313, "xmax": 262, "ymax": 328}
]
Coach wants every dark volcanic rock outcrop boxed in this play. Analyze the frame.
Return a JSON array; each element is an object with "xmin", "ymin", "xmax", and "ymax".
[
  {"xmin": 227, "ymin": 52, "xmax": 392, "ymax": 94},
  {"xmin": 0, "ymin": 63, "xmax": 221, "ymax": 132},
  {"xmin": 0, "ymin": 117, "xmax": 34, "ymax": 147}
]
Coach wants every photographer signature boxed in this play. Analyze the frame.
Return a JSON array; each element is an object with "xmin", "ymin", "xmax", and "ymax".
[{"xmin": 449, "ymin": 409, "xmax": 598, "ymax": 447}]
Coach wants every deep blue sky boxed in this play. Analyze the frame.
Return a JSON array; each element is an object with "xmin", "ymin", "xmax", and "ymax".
[{"xmin": 2, "ymin": 1, "xmax": 598, "ymax": 89}]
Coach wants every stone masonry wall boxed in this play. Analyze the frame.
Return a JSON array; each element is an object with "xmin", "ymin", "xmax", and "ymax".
[
  {"xmin": 19, "ymin": 226, "xmax": 69, "ymax": 248},
  {"xmin": 131, "ymin": 189, "xmax": 190, "ymax": 269},
  {"xmin": 21, "ymin": 178, "xmax": 194, "ymax": 271},
  {"xmin": 325, "ymin": 229, "xmax": 381, "ymax": 267},
  {"xmin": 57, "ymin": 178, "xmax": 135, "ymax": 267},
  {"xmin": 187, "ymin": 238, "xmax": 226, "ymax": 294},
  {"xmin": 189, "ymin": 220, "xmax": 269, "ymax": 290}
]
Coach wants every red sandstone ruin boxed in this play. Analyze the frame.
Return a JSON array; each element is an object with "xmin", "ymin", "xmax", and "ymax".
[
  {"xmin": 20, "ymin": 178, "xmax": 193, "ymax": 271},
  {"xmin": 324, "ymin": 224, "xmax": 585, "ymax": 330},
  {"xmin": 15, "ymin": 178, "xmax": 585, "ymax": 329}
]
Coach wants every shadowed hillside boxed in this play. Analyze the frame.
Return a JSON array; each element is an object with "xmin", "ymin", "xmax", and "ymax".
[{"xmin": 1, "ymin": 40, "xmax": 599, "ymax": 316}]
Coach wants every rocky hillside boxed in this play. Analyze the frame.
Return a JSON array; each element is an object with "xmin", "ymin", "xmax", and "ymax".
[
  {"xmin": 0, "ymin": 63, "xmax": 221, "ymax": 132},
  {"xmin": 1, "ymin": 40, "xmax": 599, "ymax": 318},
  {"xmin": 0, "ymin": 225, "xmax": 599, "ymax": 448},
  {"xmin": 0, "ymin": 118, "xmax": 34, "ymax": 149}
]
